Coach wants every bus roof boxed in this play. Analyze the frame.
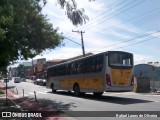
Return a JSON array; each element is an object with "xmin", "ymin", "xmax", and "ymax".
[{"xmin": 47, "ymin": 51, "xmax": 133, "ymax": 69}]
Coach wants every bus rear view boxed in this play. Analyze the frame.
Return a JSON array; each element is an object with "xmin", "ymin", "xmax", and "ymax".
[{"xmin": 106, "ymin": 51, "xmax": 134, "ymax": 92}]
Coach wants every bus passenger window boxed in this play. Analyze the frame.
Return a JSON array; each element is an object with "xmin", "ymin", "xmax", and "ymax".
[{"xmin": 91, "ymin": 57, "xmax": 96, "ymax": 72}]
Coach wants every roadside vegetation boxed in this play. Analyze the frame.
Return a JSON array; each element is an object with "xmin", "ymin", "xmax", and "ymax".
[
  {"xmin": 0, "ymin": 0, "xmax": 93, "ymax": 75},
  {"xmin": 0, "ymin": 88, "xmax": 4, "ymax": 95}
]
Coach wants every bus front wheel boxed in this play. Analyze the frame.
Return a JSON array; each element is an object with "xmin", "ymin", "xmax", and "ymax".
[{"xmin": 73, "ymin": 84, "xmax": 80, "ymax": 96}]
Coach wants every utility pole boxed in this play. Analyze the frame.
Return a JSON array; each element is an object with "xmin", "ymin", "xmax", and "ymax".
[
  {"xmin": 72, "ymin": 30, "xmax": 85, "ymax": 57},
  {"xmin": 5, "ymin": 78, "xmax": 8, "ymax": 105},
  {"xmin": 32, "ymin": 58, "xmax": 34, "ymax": 76}
]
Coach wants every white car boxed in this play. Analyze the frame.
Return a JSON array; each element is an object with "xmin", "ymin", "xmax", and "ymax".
[{"xmin": 14, "ymin": 77, "xmax": 21, "ymax": 83}]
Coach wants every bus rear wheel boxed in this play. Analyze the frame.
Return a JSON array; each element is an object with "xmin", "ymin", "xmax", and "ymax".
[
  {"xmin": 73, "ymin": 84, "xmax": 80, "ymax": 96},
  {"xmin": 51, "ymin": 84, "xmax": 56, "ymax": 93},
  {"xmin": 93, "ymin": 92, "xmax": 103, "ymax": 96}
]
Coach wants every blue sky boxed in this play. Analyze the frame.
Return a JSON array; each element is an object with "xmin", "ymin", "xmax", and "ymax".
[{"xmin": 29, "ymin": 0, "xmax": 160, "ymax": 65}]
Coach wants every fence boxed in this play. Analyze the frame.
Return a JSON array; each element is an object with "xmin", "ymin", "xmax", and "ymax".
[
  {"xmin": 134, "ymin": 77, "xmax": 150, "ymax": 93},
  {"xmin": 150, "ymin": 81, "xmax": 160, "ymax": 92}
]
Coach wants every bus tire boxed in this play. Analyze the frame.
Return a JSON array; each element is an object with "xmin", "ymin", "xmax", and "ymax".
[
  {"xmin": 80, "ymin": 92, "xmax": 86, "ymax": 96},
  {"xmin": 73, "ymin": 84, "xmax": 80, "ymax": 96},
  {"xmin": 68, "ymin": 91, "xmax": 71, "ymax": 93},
  {"xmin": 51, "ymin": 84, "xmax": 56, "ymax": 93},
  {"xmin": 93, "ymin": 92, "xmax": 103, "ymax": 96}
]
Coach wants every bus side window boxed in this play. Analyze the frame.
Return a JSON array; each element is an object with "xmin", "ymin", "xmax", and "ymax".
[
  {"xmin": 50, "ymin": 68, "xmax": 52, "ymax": 77},
  {"xmin": 88, "ymin": 58, "xmax": 94, "ymax": 73},
  {"xmin": 58, "ymin": 67, "xmax": 61, "ymax": 76},
  {"xmin": 60, "ymin": 66, "xmax": 63, "ymax": 75},
  {"xmin": 47, "ymin": 69, "xmax": 50, "ymax": 78},
  {"xmin": 56, "ymin": 67, "xmax": 58, "ymax": 76},
  {"xmin": 82, "ymin": 59, "xmax": 87, "ymax": 73},
  {"xmin": 91, "ymin": 57, "xmax": 96, "ymax": 72},
  {"xmin": 96, "ymin": 55, "xmax": 103, "ymax": 72},
  {"xmin": 71, "ymin": 62, "xmax": 76, "ymax": 74},
  {"xmin": 75, "ymin": 62, "xmax": 78, "ymax": 74},
  {"xmin": 68, "ymin": 64, "xmax": 71, "ymax": 75},
  {"xmin": 77, "ymin": 61, "xmax": 81, "ymax": 73},
  {"xmin": 85, "ymin": 58, "xmax": 90, "ymax": 73},
  {"xmin": 61, "ymin": 66, "xmax": 63, "ymax": 75},
  {"xmin": 65, "ymin": 64, "xmax": 68, "ymax": 75},
  {"xmin": 53, "ymin": 68, "xmax": 56, "ymax": 76},
  {"xmin": 77, "ymin": 60, "xmax": 84, "ymax": 74},
  {"xmin": 61, "ymin": 65, "xmax": 65, "ymax": 75},
  {"xmin": 51, "ymin": 68, "xmax": 53, "ymax": 77}
]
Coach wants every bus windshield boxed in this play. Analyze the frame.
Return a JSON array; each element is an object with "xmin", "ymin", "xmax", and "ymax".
[{"xmin": 108, "ymin": 51, "xmax": 133, "ymax": 67}]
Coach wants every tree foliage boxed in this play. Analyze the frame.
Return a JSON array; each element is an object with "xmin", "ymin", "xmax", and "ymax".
[
  {"xmin": 0, "ymin": 0, "xmax": 63, "ymax": 73},
  {"xmin": 57, "ymin": 0, "xmax": 89, "ymax": 26}
]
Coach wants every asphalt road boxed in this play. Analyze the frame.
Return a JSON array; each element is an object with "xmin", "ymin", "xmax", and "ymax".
[{"xmin": 4, "ymin": 79, "xmax": 160, "ymax": 120}]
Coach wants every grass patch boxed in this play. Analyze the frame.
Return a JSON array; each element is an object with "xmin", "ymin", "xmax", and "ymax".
[{"xmin": 0, "ymin": 88, "xmax": 4, "ymax": 94}]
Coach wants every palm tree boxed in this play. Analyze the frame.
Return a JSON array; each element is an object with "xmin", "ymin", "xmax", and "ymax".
[{"xmin": 57, "ymin": 0, "xmax": 89, "ymax": 26}]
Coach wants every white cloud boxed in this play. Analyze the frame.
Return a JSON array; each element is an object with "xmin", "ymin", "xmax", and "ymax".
[
  {"xmin": 35, "ymin": 0, "xmax": 158, "ymax": 65},
  {"xmin": 107, "ymin": 30, "xmax": 131, "ymax": 39},
  {"xmin": 134, "ymin": 54, "xmax": 157, "ymax": 65},
  {"xmin": 149, "ymin": 31, "xmax": 160, "ymax": 38}
]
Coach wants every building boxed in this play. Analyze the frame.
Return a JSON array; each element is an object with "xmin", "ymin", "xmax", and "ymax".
[
  {"xmin": 35, "ymin": 59, "xmax": 65, "ymax": 78},
  {"xmin": 34, "ymin": 53, "xmax": 93, "ymax": 78},
  {"xmin": 11, "ymin": 67, "xmax": 18, "ymax": 77},
  {"xmin": 11, "ymin": 62, "xmax": 32, "ymax": 78},
  {"xmin": 134, "ymin": 62, "xmax": 160, "ymax": 81}
]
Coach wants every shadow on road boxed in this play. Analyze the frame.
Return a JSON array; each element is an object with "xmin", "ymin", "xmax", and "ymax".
[
  {"xmin": 37, "ymin": 97, "xmax": 77, "ymax": 111},
  {"xmin": 13, "ymin": 96, "xmax": 77, "ymax": 112},
  {"xmin": 47, "ymin": 91, "xmax": 152, "ymax": 105}
]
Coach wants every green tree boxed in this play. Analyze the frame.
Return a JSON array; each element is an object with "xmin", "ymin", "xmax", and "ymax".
[
  {"xmin": 0, "ymin": 0, "xmax": 63, "ymax": 73},
  {"xmin": 0, "ymin": 0, "xmax": 92, "ymax": 74}
]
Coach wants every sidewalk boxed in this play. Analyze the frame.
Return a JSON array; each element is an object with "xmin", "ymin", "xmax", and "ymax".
[{"xmin": 0, "ymin": 81, "xmax": 70, "ymax": 120}]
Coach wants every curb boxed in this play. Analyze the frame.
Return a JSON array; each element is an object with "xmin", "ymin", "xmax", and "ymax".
[
  {"xmin": 0, "ymin": 81, "xmax": 32, "ymax": 120},
  {"xmin": 0, "ymin": 81, "xmax": 73, "ymax": 120}
]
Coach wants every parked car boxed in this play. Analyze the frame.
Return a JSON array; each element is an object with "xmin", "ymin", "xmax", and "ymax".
[
  {"xmin": 14, "ymin": 77, "xmax": 21, "ymax": 83},
  {"xmin": 31, "ymin": 76, "xmax": 36, "ymax": 80},
  {"xmin": 21, "ymin": 78, "xmax": 26, "ymax": 82},
  {"xmin": 34, "ymin": 78, "xmax": 46, "ymax": 86},
  {"xmin": 4, "ymin": 78, "xmax": 9, "ymax": 83}
]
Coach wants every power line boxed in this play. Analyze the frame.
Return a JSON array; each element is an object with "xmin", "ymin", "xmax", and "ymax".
[
  {"xmin": 64, "ymin": 0, "xmax": 139, "ymax": 40},
  {"xmin": 88, "ymin": 30, "xmax": 160, "ymax": 53},
  {"xmin": 82, "ymin": 6, "xmax": 160, "ymax": 47},
  {"xmin": 83, "ymin": 0, "xmax": 146, "ymax": 31},
  {"xmin": 71, "ymin": 0, "xmax": 145, "ymax": 41},
  {"xmin": 77, "ymin": 0, "xmax": 139, "ymax": 31},
  {"xmin": 61, "ymin": 0, "xmax": 159, "ymax": 56},
  {"xmin": 94, "ymin": 6, "xmax": 160, "ymax": 37},
  {"xmin": 72, "ymin": 0, "xmax": 127, "ymax": 31},
  {"xmin": 86, "ymin": 34, "xmax": 160, "ymax": 54},
  {"xmin": 93, "ymin": 20, "xmax": 160, "ymax": 43},
  {"xmin": 109, "ymin": 34, "xmax": 160, "ymax": 51},
  {"xmin": 63, "ymin": 36, "xmax": 82, "ymax": 46}
]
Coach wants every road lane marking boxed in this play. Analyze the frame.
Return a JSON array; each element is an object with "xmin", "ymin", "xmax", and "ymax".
[
  {"xmin": 45, "ymin": 91, "xmax": 50, "ymax": 93},
  {"xmin": 28, "ymin": 92, "xmax": 47, "ymax": 95},
  {"xmin": 38, "ymin": 92, "xmax": 47, "ymax": 94}
]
